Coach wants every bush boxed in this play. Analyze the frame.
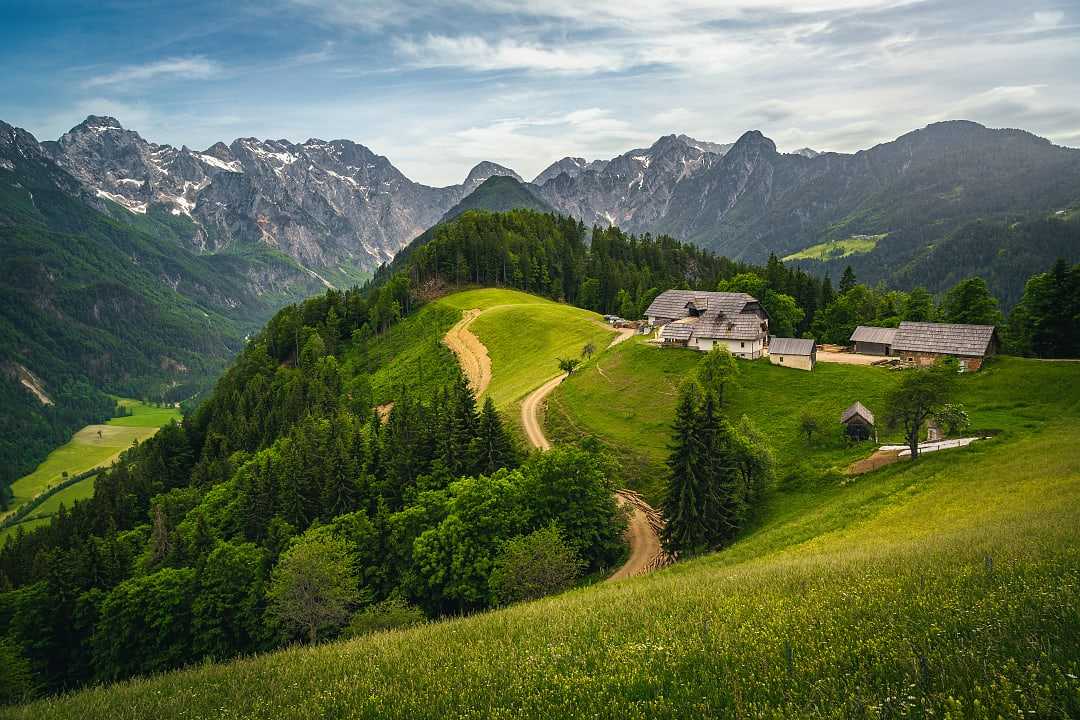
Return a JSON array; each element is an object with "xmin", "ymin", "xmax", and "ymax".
[
  {"xmin": 490, "ymin": 524, "xmax": 584, "ymax": 605},
  {"xmin": 345, "ymin": 598, "xmax": 426, "ymax": 638}
]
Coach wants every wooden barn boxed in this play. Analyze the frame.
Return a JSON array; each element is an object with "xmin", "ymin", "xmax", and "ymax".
[
  {"xmin": 841, "ymin": 401, "xmax": 876, "ymax": 441},
  {"xmin": 891, "ymin": 322, "xmax": 999, "ymax": 372},
  {"xmin": 768, "ymin": 337, "xmax": 816, "ymax": 371},
  {"xmin": 850, "ymin": 325, "xmax": 897, "ymax": 356}
]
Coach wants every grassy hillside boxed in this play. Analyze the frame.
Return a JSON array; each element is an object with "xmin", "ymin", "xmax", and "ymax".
[
  {"xmin": 340, "ymin": 287, "xmax": 613, "ymax": 413},
  {"xmin": 546, "ymin": 341, "xmax": 900, "ymax": 502},
  {"xmin": 440, "ymin": 288, "xmax": 615, "ymax": 408},
  {"xmin": 783, "ymin": 233, "xmax": 885, "ymax": 261},
  {"xmin": 9, "ymin": 353, "xmax": 1079, "ymax": 719}
]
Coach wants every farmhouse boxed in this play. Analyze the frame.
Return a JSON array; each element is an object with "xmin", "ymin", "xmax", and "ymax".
[
  {"xmin": 768, "ymin": 337, "xmax": 816, "ymax": 371},
  {"xmin": 840, "ymin": 401, "xmax": 876, "ymax": 441},
  {"xmin": 647, "ymin": 290, "xmax": 770, "ymax": 358},
  {"xmin": 850, "ymin": 325, "xmax": 897, "ymax": 356},
  {"xmin": 891, "ymin": 321, "xmax": 999, "ymax": 371}
]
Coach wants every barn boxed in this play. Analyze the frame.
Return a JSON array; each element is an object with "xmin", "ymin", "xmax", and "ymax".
[
  {"xmin": 890, "ymin": 322, "xmax": 999, "ymax": 372},
  {"xmin": 768, "ymin": 337, "xmax": 816, "ymax": 370},
  {"xmin": 850, "ymin": 325, "xmax": 897, "ymax": 356}
]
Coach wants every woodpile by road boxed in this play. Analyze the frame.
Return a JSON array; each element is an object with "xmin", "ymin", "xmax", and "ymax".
[{"xmin": 616, "ymin": 489, "xmax": 674, "ymax": 570}]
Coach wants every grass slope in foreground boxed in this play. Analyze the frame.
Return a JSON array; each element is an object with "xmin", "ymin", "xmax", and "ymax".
[
  {"xmin": 8, "ymin": 349, "xmax": 1080, "ymax": 718},
  {"xmin": 1, "ymin": 400, "xmax": 180, "ymax": 540},
  {"xmin": 9, "ymin": 382, "xmax": 1079, "ymax": 717}
]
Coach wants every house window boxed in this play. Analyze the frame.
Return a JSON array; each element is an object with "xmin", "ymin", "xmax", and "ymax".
[
  {"xmin": 779, "ymin": 356, "xmax": 784, "ymax": 363},
  {"xmin": 740, "ymin": 341, "xmax": 745, "ymax": 348}
]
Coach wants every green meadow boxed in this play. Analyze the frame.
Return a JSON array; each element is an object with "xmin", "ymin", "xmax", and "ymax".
[
  {"xmin": 9, "ymin": 350, "xmax": 1079, "ymax": 719},
  {"xmin": 783, "ymin": 233, "xmax": 886, "ymax": 261},
  {"xmin": 7, "ymin": 292, "xmax": 1079, "ymax": 719},
  {"xmin": 1, "ymin": 400, "xmax": 180, "ymax": 542}
]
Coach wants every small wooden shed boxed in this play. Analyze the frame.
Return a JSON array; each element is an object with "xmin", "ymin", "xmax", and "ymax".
[
  {"xmin": 768, "ymin": 337, "xmax": 816, "ymax": 370},
  {"xmin": 840, "ymin": 401, "xmax": 876, "ymax": 441}
]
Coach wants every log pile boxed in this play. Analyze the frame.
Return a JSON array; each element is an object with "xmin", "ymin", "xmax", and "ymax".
[{"xmin": 616, "ymin": 489, "xmax": 675, "ymax": 570}]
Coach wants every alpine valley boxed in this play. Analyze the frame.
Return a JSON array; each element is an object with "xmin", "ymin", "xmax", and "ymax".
[{"xmin": 2, "ymin": 114, "xmax": 1079, "ymax": 486}]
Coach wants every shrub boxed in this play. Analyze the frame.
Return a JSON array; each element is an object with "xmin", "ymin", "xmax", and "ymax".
[
  {"xmin": 490, "ymin": 524, "xmax": 584, "ymax": 605},
  {"xmin": 345, "ymin": 598, "xmax": 426, "ymax": 638}
]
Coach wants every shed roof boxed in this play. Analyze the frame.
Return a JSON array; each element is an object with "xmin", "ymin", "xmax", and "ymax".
[
  {"xmin": 659, "ymin": 323, "xmax": 694, "ymax": 341},
  {"xmin": 644, "ymin": 289, "xmax": 756, "ymax": 322},
  {"xmin": 850, "ymin": 325, "xmax": 898, "ymax": 345},
  {"xmin": 769, "ymin": 337, "xmax": 816, "ymax": 356},
  {"xmin": 841, "ymin": 401, "xmax": 875, "ymax": 425},
  {"xmin": 891, "ymin": 322, "xmax": 997, "ymax": 357}
]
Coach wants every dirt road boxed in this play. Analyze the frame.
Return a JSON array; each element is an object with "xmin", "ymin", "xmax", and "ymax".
[
  {"xmin": 520, "ymin": 373, "xmax": 565, "ymax": 451},
  {"xmin": 516, "ymin": 327, "xmax": 667, "ymax": 581},
  {"xmin": 443, "ymin": 309, "xmax": 492, "ymax": 395}
]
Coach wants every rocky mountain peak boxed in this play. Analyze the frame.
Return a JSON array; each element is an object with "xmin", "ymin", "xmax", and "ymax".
[
  {"xmin": 73, "ymin": 115, "xmax": 125, "ymax": 133},
  {"xmin": 729, "ymin": 130, "xmax": 777, "ymax": 155},
  {"xmin": 464, "ymin": 161, "xmax": 522, "ymax": 188}
]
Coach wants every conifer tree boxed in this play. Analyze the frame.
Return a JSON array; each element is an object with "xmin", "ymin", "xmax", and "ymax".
[
  {"xmin": 474, "ymin": 397, "xmax": 519, "ymax": 474},
  {"xmin": 661, "ymin": 383, "xmax": 707, "ymax": 556},
  {"xmin": 446, "ymin": 374, "xmax": 479, "ymax": 475}
]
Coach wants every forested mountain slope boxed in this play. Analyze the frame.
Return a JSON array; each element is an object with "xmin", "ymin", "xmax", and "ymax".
[{"xmin": 0, "ymin": 121, "xmax": 323, "ymax": 490}]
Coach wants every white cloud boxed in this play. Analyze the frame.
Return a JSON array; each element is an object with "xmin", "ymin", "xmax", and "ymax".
[
  {"xmin": 85, "ymin": 57, "xmax": 220, "ymax": 88},
  {"xmin": 395, "ymin": 35, "xmax": 626, "ymax": 73}
]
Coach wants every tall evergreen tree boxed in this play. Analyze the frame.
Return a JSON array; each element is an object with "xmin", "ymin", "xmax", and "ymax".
[
  {"xmin": 661, "ymin": 383, "xmax": 707, "ymax": 556},
  {"xmin": 474, "ymin": 397, "xmax": 519, "ymax": 474}
]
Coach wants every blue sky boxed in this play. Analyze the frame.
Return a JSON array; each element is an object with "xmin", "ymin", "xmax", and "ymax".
[{"xmin": 2, "ymin": 0, "xmax": 1078, "ymax": 185}]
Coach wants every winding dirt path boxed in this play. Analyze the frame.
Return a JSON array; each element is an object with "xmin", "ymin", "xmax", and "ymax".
[
  {"xmin": 444, "ymin": 309, "xmax": 492, "ymax": 396},
  {"xmin": 516, "ymin": 325, "xmax": 667, "ymax": 581}
]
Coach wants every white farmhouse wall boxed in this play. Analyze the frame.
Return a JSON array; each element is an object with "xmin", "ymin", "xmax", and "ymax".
[{"xmin": 691, "ymin": 337, "xmax": 763, "ymax": 359}]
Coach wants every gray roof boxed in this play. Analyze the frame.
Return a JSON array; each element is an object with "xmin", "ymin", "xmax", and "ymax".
[
  {"xmin": 659, "ymin": 323, "xmax": 694, "ymax": 341},
  {"xmin": 769, "ymin": 337, "xmax": 816, "ymax": 356},
  {"xmin": 841, "ymin": 401, "xmax": 875, "ymax": 425},
  {"xmin": 850, "ymin": 325, "xmax": 898, "ymax": 345},
  {"xmin": 695, "ymin": 314, "xmax": 767, "ymax": 341},
  {"xmin": 891, "ymin": 322, "xmax": 997, "ymax": 357},
  {"xmin": 644, "ymin": 289, "xmax": 757, "ymax": 322}
]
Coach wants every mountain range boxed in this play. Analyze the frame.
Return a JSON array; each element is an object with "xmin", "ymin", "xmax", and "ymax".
[
  {"xmin": 3, "ymin": 114, "xmax": 1079, "ymax": 483},
  {"xmin": 26, "ymin": 116, "xmax": 1080, "ymax": 288}
]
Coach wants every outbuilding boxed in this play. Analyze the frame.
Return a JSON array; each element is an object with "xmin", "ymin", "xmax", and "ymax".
[
  {"xmin": 890, "ymin": 322, "xmax": 999, "ymax": 372},
  {"xmin": 840, "ymin": 401, "xmax": 876, "ymax": 441},
  {"xmin": 850, "ymin": 325, "xmax": 897, "ymax": 356},
  {"xmin": 768, "ymin": 337, "xmax": 816, "ymax": 371}
]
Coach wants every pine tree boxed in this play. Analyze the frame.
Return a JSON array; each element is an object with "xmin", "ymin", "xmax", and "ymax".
[
  {"xmin": 839, "ymin": 266, "xmax": 857, "ymax": 294},
  {"xmin": 694, "ymin": 392, "xmax": 731, "ymax": 546},
  {"xmin": 446, "ymin": 374, "xmax": 479, "ymax": 475},
  {"xmin": 661, "ymin": 383, "xmax": 707, "ymax": 556},
  {"xmin": 474, "ymin": 397, "xmax": 519, "ymax": 474}
]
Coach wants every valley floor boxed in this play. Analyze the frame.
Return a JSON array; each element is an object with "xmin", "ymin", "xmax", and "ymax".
[{"xmin": 1, "ymin": 399, "xmax": 180, "ymax": 541}]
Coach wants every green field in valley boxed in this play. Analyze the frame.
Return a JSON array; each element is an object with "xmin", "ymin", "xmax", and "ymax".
[
  {"xmin": 9, "ymin": 292, "xmax": 1080, "ymax": 719},
  {"xmin": 783, "ymin": 233, "xmax": 886, "ymax": 261},
  {"xmin": 1, "ymin": 399, "xmax": 180, "ymax": 542}
]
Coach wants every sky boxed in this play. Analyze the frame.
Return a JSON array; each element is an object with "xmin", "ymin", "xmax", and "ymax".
[{"xmin": 1, "ymin": 0, "xmax": 1078, "ymax": 186}]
